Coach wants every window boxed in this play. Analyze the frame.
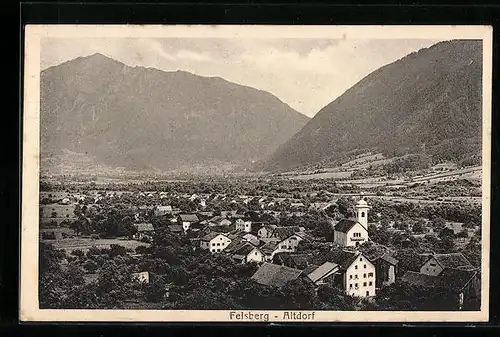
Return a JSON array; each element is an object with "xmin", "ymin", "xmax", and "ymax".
[
  {"xmin": 359, "ymin": 258, "xmax": 363, "ymax": 261},
  {"xmin": 350, "ymin": 275, "xmax": 353, "ymax": 280},
  {"xmin": 355, "ymin": 275, "xmax": 358, "ymax": 279},
  {"xmin": 369, "ymin": 281, "xmax": 372, "ymax": 286},
  {"xmin": 363, "ymin": 282, "xmax": 367, "ymax": 287},
  {"xmin": 220, "ymin": 237, "xmax": 223, "ymax": 240},
  {"xmin": 364, "ymin": 264, "xmax": 367, "ymax": 269},
  {"xmin": 355, "ymin": 265, "xmax": 358, "ymax": 270},
  {"xmin": 361, "ymin": 212, "xmax": 365, "ymax": 218},
  {"xmin": 212, "ymin": 243, "xmax": 215, "ymax": 246},
  {"xmin": 349, "ymin": 284, "xmax": 352, "ymax": 289},
  {"xmin": 355, "ymin": 283, "xmax": 358, "ymax": 288},
  {"xmin": 363, "ymin": 274, "xmax": 366, "ymax": 278},
  {"xmin": 430, "ymin": 263, "xmax": 437, "ymax": 267},
  {"xmin": 366, "ymin": 291, "xmax": 370, "ymax": 296},
  {"xmin": 368, "ymin": 272, "xmax": 373, "ymax": 277}
]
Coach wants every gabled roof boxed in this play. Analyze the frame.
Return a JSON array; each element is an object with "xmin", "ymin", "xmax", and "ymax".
[
  {"xmin": 251, "ymin": 263, "xmax": 303, "ymax": 287},
  {"xmin": 225, "ymin": 240, "xmax": 246, "ymax": 253},
  {"xmin": 306, "ymin": 262, "xmax": 339, "ymax": 283},
  {"xmin": 260, "ymin": 239, "xmax": 281, "ymax": 253},
  {"xmin": 328, "ymin": 250, "xmax": 359, "ymax": 270},
  {"xmin": 179, "ymin": 214, "xmax": 199, "ymax": 222},
  {"xmin": 400, "ymin": 271, "xmax": 438, "ymax": 288},
  {"xmin": 372, "ymin": 253, "xmax": 399, "ymax": 266},
  {"xmin": 401, "ymin": 268, "xmax": 479, "ymax": 294},
  {"xmin": 302, "ymin": 264, "xmax": 320, "ymax": 275},
  {"xmin": 438, "ymin": 268, "xmax": 479, "ymax": 293},
  {"xmin": 289, "ymin": 253, "xmax": 315, "ymax": 269},
  {"xmin": 334, "ymin": 218, "xmax": 364, "ymax": 233},
  {"xmin": 430, "ymin": 253, "xmax": 474, "ymax": 270},
  {"xmin": 167, "ymin": 224, "xmax": 183, "ymax": 232},
  {"xmin": 272, "ymin": 226, "xmax": 301, "ymax": 240},
  {"xmin": 201, "ymin": 232, "xmax": 227, "ymax": 242},
  {"xmin": 134, "ymin": 223, "xmax": 155, "ymax": 232},
  {"xmin": 233, "ymin": 243, "xmax": 258, "ymax": 257}
]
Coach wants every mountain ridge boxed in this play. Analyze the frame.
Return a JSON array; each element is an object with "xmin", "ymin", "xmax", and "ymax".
[
  {"xmin": 40, "ymin": 53, "xmax": 310, "ymax": 172},
  {"xmin": 260, "ymin": 39, "xmax": 482, "ymax": 172}
]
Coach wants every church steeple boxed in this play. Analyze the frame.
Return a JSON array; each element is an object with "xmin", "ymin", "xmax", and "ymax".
[{"xmin": 354, "ymin": 197, "xmax": 370, "ymax": 231}]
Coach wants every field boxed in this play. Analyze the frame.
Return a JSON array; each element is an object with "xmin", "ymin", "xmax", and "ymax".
[
  {"xmin": 40, "ymin": 204, "xmax": 78, "ymax": 226},
  {"xmin": 46, "ymin": 237, "xmax": 150, "ymax": 253}
]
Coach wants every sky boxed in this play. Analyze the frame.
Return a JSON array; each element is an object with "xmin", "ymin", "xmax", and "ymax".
[{"xmin": 41, "ymin": 37, "xmax": 442, "ymax": 117}]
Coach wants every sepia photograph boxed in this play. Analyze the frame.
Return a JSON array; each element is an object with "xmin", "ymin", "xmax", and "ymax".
[{"xmin": 20, "ymin": 25, "xmax": 492, "ymax": 322}]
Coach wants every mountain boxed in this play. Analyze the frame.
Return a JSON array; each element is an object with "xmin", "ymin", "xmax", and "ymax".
[
  {"xmin": 262, "ymin": 40, "xmax": 483, "ymax": 172},
  {"xmin": 40, "ymin": 53, "xmax": 309, "ymax": 172}
]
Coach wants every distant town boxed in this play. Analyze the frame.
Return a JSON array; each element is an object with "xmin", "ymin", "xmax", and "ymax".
[{"xmin": 39, "ymin": 160, "xmax": 482, "ymax": 311}]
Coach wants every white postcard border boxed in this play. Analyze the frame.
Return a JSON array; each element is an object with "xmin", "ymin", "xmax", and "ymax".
[{"xmin": 20, "ymin": 24, "xmax": 492, "ymax": 322}]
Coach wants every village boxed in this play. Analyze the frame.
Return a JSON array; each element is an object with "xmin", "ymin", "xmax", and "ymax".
[{"xmin": 39, "ymin": 175, "xmax": 482, "ymax": 311}]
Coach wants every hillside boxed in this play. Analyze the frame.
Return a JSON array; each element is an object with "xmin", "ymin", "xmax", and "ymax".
[
  {"xmin": 40, "ymin": 53, "xmax": 309, "ymax": 172},
  {"xmin": 261, "ymin": 40, "xmax": 483, "ymax": 172}
]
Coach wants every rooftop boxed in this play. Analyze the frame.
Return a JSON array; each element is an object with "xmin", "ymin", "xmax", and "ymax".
[{"xmin": 251, "ymin": 263, "xmax": 303, "ymax": 287}]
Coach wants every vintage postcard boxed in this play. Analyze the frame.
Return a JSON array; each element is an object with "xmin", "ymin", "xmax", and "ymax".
[{"xmin": 21, "ymin": 25, "xmax": 492, "ymax": 322}]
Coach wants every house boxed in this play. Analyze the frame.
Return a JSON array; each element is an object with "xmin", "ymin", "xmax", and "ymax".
[
  {"xmin": 371, "ymin": 253, "xmax": 399, "ymax": 288},
  {"xmin": 401, "ymin": 268, "xmax": 480, "ymax": 310},
  {"xmin": 131, "ymin": 271, "xmax": 150, "ymax": 284},
  {"xmin": 420, "ymin": 253, "xmax": 475, "ymax": 276},
  {"xmin": 242, "ymin": 233, "xmax": 260, "ymax": 246},
  {"xmin": 273, "ymin": 253, "xmax": 315, "ymax": 270},
  {"xmin": 178, "ymin": 214, "xmax": 199, "ymax": 232},
  {"xmin": 259, "ymin": 233, "xmax": 305, "ymax": 260},
  {"xmin": 400, "ymin": 252, "xmax": 479, "ymax": 310},
  {"xmin": 167, "ymin": 224, "xmax": 183, "ymax": 234},
  {"xmin": 290, "ymin": 202, "xmax": 306, "ymax": 210},
  {"xmin": 133, "ymin": 223, "xmax": 155, "ymax": 241},
  {"xmin": 257, "ymin": 224, "xmax": 278, "ymax": 239},
  {"xmin": 306, "ymin": 262, "xmax": 340, "ymax": 286},
  {"xmin": 209, "ymin": 216, "xmax": 232, "ymax": 228},
  {"xmin": 259, "ymin": 239, "xmax": 283, "ymax": 261},
  {"xmin": 200, "ymin": 232, "xmax": 232, "ymax": 253},
  {"xmin": 154, "ymin": 205, "xmax": 173, "ymax": 217},
  {"xmin": 330, "ymin": 250, "xmax": 377, "ymax": 297},
  {"xmin": 235, "ymin": 219, "xmax": 252, "ymax": 233},
  {"xmin": 309, "ymin": 202, "xmax": 335, "ymax": 212},
  {"xmin": 231, "ymin": 243, "xmax": 265, "ymax": 264},
  {"xmin": 251, "ymin": 263, "xmax": 304, "ymax": 287}
]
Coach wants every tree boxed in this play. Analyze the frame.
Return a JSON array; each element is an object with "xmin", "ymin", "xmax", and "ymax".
[
  {"xmin": 144, "ymin": 276, "xmax": 166, "ymax": 303},
  {"xmin": 438, "ymin": 228, "xmax": 456, "ymax": 252}
]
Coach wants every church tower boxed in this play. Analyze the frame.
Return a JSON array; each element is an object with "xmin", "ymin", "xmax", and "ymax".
[{"xmin": 355, "ymin": 198, "xmax": 370, "ymax": 231}]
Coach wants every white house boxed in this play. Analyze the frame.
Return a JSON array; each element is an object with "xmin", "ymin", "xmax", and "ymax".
[
  {"xmin": 236, "ymin": 219, "xmax": 253, "ymax": 233},
  {"xmin": 420, "ymin": 253, "xmax": 475, "ymax": 277},
  {"xmin": 200, "ymin": 232, "xmax": 232, "ymax": 253},
  {"xmin": 260, "ymin": 234, "xmax": 305, "ymax": 260},
  {"xmin": 178, "ymin": 214, "xmax": 199, "ymax": 232},
  {"xmin": 331, "ymin": 250, "xmax": 376, "ymax": 297},
  {"xmin": 154, "ymin": 205, "xmax": 173, "ymax": 217},
  {"xmin": 231, "ymin": 243, "xmax": 265, "ymax": 264},
  {"xmin": 257, "ymin": 224, "xmax": 278, "ymax": 239},
  {"xmin": 131, "ymin": 271, "xmax": 150, "ymax": 284}
]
